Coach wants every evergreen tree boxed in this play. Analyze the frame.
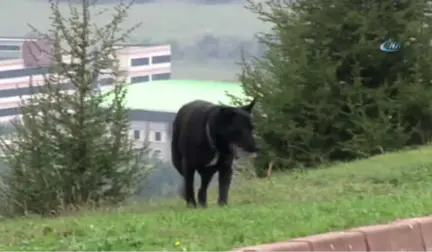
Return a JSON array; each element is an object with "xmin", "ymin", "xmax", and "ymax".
[
  {"xmin": 0, "ymin": 0, "xmax": 152, "ymax": 216},
  {"xmin": 237, "ymin": 0, "xmax": 432, "ymax": 175}
]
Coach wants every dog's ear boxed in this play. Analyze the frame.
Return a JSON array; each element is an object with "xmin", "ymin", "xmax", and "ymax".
[{"xmin": 240, "ymin": 98, "xmax": 256, "ymax": 113}]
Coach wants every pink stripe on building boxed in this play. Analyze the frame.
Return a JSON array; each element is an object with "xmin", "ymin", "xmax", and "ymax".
[
  {"xmin": 0, "ymin": 100, "xmax": 20, "ymax": 109},
  {"xmin": 0, "ymin": 59, "xmax": 24, "ymax": 66},
  {"xmin": 0, "ymin": 59, "xmax": 24, "ymax": 71},
  {"xmin": 0, "ymin": 89, "xmax": 77, "ymax": 110},
  {"xmin": 0, "ymin": 115, "xmax": 21, "ymax": 123},
  {"xmin": 116, "ymin": 45, "xmax": 170, "ymax": 56},
  {"xmin": 0, "ymin": 75, "xmax": 49, "ymax": 90}
]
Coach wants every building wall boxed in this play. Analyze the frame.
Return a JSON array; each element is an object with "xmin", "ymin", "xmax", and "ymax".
[
  {"xmin": 0, "ymin": 110, "xmax": 176, "ymax": 162},
  {"xmin": 129, "ymin": 121, "xmax": 171, "ymax": 161},
  {"xmin": 128, "ymin": 110, "xmax": 175, "ymax": 162},
  {"xmin": 0, "ymin": 40, "xmax": 172, "ymax": 122}
]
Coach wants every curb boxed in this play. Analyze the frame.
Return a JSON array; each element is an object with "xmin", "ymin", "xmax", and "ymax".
[{"xmin": 232, "ymin": 216, "xmax": 432, "ymax": 251}]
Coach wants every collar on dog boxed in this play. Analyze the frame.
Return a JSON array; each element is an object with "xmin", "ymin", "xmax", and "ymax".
[
  {"xmin": 205, "ymin": 122, "xmax": 219, "ymax": 167},
  {"xmin": 205, "ymin": 122, "xmax": 216, "ymax": 150}
]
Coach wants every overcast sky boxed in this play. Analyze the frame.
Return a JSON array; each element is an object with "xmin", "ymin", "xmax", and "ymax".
[
  {"xmin": 1, "ymin": 0, "xmax": 271, "ymax": 81},
  {"xmin": 1, "ymin": 0, "xmax": 269, "ymax": 43}
]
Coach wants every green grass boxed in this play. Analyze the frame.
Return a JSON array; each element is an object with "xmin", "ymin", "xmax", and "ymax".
[{"xmin": 2, "ymin": 146, "xmax": 432, "ymax": 250}]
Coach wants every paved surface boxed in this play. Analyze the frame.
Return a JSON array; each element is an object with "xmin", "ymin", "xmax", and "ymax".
[{"xmin": 232, "ymin": 216, "xmax": 432, "ymax": 251}]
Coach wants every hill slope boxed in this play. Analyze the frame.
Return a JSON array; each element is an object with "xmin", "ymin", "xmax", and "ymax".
[{"xmin": 2, "ymin": 146, "xmax": 432, "ymax": 250}]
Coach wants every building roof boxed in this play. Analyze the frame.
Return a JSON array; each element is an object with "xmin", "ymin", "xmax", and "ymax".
[{"xmin": 103, "ymin": 79, "xmax": 248, "ymax": 112}]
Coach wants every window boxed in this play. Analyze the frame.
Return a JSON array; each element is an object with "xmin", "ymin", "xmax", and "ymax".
[
  {"xmin": 99, "ymin": 77, "xmax": 114, "ymax": 86},
  {"xmin": 0, "ymin": 45, "xmax": 21, "ymax": 51},
  {"xmin": 151, "ymin": 55, "xmax": 171, "ymax": 64},
  {"xmin": 153, "ymin": 149, "xmax": 163, "ymax": 159},
  {"xmin": 0, "ymin": 86, "xmax": 31, "ymax": 98},
  {"xmin": 149, "ymin": 131, "xmax": 165, "ymax": 142},
  {"xmin": 133, "ymin": 130, "xmax": 140, "ymax": 140},
  {"xmin": 155, "ymin": 131, "xmax": 162, "ymax": 142},
  {"xmin": 0, "ymin": 82, "xmax": 75, "ymax": 99},
  {"xmin": 152, "ymin": 73, "xmax": 171, "ymax": 81},
  {"xmin": 0, "ymin": 107, "xmax": 20, "ymax": 117},
  {"xmin": 130, "ymin": 57, "xmax": 149, "ymax": 66},
  {"xmin": 0, "ymin": 67, "xmax": 50, "ymax": 80},
  {"xmin": 131, "ymin": 75, "xmax": 149, "ymax": 83}
]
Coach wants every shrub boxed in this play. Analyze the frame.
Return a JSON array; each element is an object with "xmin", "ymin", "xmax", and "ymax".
[
  {"xmin": 0, "ymin": 0, "xmax": 152, "ymax": 217},
  {"xmin": 235, "ymin": 0, "xmax": 432, "ymax": 175}
]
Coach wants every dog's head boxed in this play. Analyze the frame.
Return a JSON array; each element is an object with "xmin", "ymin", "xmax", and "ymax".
[{"xmin": 215, "ymin": 99, "xmax": 258, "ymax": 156}]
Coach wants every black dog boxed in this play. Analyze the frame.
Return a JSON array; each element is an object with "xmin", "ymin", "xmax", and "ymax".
[{"xmin": 171, "ymin": 99, "xmax": 258, "ymax": 208}]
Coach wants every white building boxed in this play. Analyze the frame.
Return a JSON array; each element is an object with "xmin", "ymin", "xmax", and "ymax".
[{"xmin": 0, "ymin": 37, "xmax": 171, "ymax": 122}]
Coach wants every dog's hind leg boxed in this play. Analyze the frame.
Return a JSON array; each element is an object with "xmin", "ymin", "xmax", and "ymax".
[
  {"xmin": 182, "ymin": 159, "xmax": 197, "ymax": 208},
  {"xmin": 197, "ymin": 169, "xmax": 216, "ymax": 208},
  {"xmin": 218, "ymin": 167, "xmax": 233, "ymax": 206}
]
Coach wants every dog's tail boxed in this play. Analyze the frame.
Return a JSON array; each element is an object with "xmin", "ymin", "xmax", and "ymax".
[{"xmin": 178, "ymin": 181, "xmax": 186, "ymax": 200}]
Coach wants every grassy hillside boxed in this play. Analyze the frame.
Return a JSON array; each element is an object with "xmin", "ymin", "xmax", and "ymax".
[
  {"xmin": 172, "ymin": 60, "xmax": 239, "ymax": 81},
  {"xmin": 2, "ymin": 146, "xmax": 432, "ymax": 250}
]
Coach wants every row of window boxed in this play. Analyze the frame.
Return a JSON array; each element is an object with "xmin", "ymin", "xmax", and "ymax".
[
  {"xmin": 0, "ymin": 72, "xmax": 170, "ymax": 99},
  {"xmin": 0, "ymin": 45, "xmax": 21, "ymax": 51},
  {"xmin": 99, "ymin": 77, "xmax": 115, "ymax": 87},
  {"xmin": 0, "ymin": 113, "xmax": 166, "ymax": 144},
  {"xmin": 0, "ymin": 107, "xmax": 19, "ymax": 117},
  {"xmin": 130, "ymin": 75, "xmax": 149, "ymax": 83},
  {"xmin": 130, "ymin": 55, "xmax": 171, "ymax": 66},
  {"xmin": 0, "ymin": 43, "xmax": 169, "ymax": 64},
  {"xmin": 130, "ymin": 73, "xmax": 171, "ymax": 83},
  {"xmin": 0, "ymin": 67, "xmax": 50, "ymax": 80},
  {"xmin": 0, "ymin": 80, "xmax": 74, "ymax": 99},
  {"xmin": 0, "ymin": 44, "xmax": 171, "ymax": 66},
  {"xmin": 132, "ymin": 129, "xmax": 165, "ymax": 142},
  {"xmin": 0, "ymin": 55, "xmax": 170, "ymax": 80}
]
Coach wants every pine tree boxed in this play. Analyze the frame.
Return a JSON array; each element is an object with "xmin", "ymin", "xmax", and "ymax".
[
  {"xmin": 237, "ymin": 0, "xmax": 432, "ymax": 175},
  {"xmin": 0, "ymin": 0, "xmax": 152, "ymax": 216}
]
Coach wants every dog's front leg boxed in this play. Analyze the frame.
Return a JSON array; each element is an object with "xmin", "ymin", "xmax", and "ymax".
[
  {"xmin": 198, "ymin": 169, "xmax": 216, "ymax": 208},
  {"xmin": 218, "ymin": 167, "xmax": 233, "ymax": 206}
]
